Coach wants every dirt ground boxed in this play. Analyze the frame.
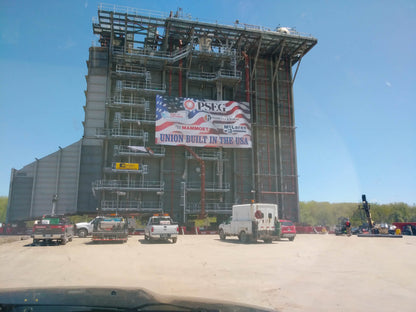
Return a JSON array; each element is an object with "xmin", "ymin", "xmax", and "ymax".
[{"xmin": 0, "ymin": 234, "xmax": 415, "ymax": 311}]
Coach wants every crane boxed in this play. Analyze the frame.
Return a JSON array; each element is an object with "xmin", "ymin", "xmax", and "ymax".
[{"xmin": 361, "ymin": 194, "xmax": 374, "ymax": 233}]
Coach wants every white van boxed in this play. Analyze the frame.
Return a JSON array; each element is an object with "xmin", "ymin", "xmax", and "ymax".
[{"xmin": 218, "ymin": 203, "xmax": 279, "ymax": 243}]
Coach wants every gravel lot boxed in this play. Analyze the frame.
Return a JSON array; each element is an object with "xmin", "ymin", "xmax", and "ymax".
[{"xmin": 0, "ymin": 234, "xmax": 415, "ymax": 311}]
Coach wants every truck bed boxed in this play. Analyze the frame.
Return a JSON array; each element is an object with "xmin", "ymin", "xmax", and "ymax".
[
  {"xmin": 32, "ymin": 216, "xmax": 74, "ymax": 245},
  {"xmin": 92, "ymin": 231, "xmax": 128, "ymax": 242},
  {"xmin": 145, "ymin": 216, "xmax": 179, "ymax": 243},
  {"xmin": 92, "ymin": 218, "xmax": 128, "ymax": 242}
]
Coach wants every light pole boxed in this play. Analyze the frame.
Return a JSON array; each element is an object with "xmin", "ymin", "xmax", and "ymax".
[
  {"xmin": 51, "ymin": 194, "xmax": 58, "ymax": 216},
  {"xmin": 116, "ymin": 191, "xmax": 126, "ymax": 216}
]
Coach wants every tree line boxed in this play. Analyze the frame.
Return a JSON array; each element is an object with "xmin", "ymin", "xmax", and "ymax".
[
  {"xmin": 0, "ymin": 197, "xmax": 7, "ymax": 223},
  {"xmin": 300, "ymin": 201, "xmax": 416, "ymax": 226}
]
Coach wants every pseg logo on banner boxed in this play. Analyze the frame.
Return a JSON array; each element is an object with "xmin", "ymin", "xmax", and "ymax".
[{"xmin": 183, "ymin": 99, "xmax": 226, "ymax": 112}]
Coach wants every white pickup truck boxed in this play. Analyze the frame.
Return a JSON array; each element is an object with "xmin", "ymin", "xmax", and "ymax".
[
  {"xmin": 144, "ymin": 215, "xmax": 178, "ymax": 243},
  {"xmin": 218, "ymin": 203, "xmax": 280, "ymax": 243},
  {"xmin": 75, "ymin": 217, "xmax": 104, "ymax": 238}
]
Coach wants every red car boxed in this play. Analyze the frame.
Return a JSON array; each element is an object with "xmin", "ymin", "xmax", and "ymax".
[{"xmin": 279, "ymin": 219, "xmax": 296, "ymax": 241}]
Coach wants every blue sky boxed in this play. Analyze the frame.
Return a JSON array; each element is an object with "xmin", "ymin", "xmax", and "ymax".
[{"xmin": 0, "ymin": 0, "xmax": 415, "ymax": 205}]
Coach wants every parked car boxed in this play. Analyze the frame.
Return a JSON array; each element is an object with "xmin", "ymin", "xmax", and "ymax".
[{"xmin": 279, "ymin": 219, "xmax": 296, "ymax": 241}]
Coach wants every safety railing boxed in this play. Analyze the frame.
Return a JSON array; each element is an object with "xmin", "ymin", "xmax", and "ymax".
[
  {"xmin": 99, "ymin": 3, "xmax": 168, "ymax": 19},
  {"xmin": 119, "ymin": 112, "xmax": 155, "ymax": 123},
  {"xmin": 95, "ymin": 128, "xmax": 145, "ymax": 139},
  {"xmin": 92, "ymin": 180, "xmax": 164, "ymax": 191},
  {"xmin": 97, "ymin": 4, "xmax": 314, "ymax": 38},
  {"xmin": 114, "ymin": 145, "xmax": 165, "ymax": 157},
  {"xmin": 186, "ymin": 182, "xmax": 230, "ymax": 192},
  {"xmin": 113, "ymin": 45, "xmax": 192, "ymax": 63},
  {"xmin": 185, "ymin": 149, "xmax": 227, "ymax": 160},
  {"xmin": 187, "ymin": 69, "xmax": 241, "ymax": 82},
  {"xmin": 218, "ymin": 69, "xmax": 242, "ymax": 80},
  {"xmin": 192, "ymin": 47, "xmax": 237, "ymax": 58},
  {"xmin": 101, "ymin": 200, "xmax": 163, "ymax": 211},
  {"xmin": 115, "ymin": 64, "xmax": 147, "ymax": 76},
  {"xmin": 110, "ymin": 96, "xmax": 149, "ymax": 108},
  {"xmin": 187, "ymin": 71, "xmax": 217, "ymax": 81},
  {"xmin": 185, "ymin": 203, "xmax": 232, "ymax": 214},
  {"xmin": 115, "ymin": 80, "xmax": 166, "ymax": 93}
]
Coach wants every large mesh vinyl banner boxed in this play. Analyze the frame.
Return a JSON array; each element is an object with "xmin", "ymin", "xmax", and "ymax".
[{"xmin": 155, "ymin": 95, "xmax": 251, "ymax": 148}]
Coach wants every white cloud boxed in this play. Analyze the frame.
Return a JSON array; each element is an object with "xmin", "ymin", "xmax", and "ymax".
[{"xmin": 385, "ymin": 81, "xmax": 392, "ymax": 87}]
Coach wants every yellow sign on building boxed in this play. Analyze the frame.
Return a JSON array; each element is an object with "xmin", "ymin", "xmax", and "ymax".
[{"xmin": 115, "ymin": 162, "xmax": 139, "ymax": 170}]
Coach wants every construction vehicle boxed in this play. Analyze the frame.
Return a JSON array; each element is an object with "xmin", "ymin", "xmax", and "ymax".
[
  {"xmin": 334, "ymin": 217, "xmax": 350, "ymax": 236},
  {"xmin": 76, "ymin": 216, "xmax": 136, "ymax": 237},
  {"xmin": 92, "ymin": 217, "xmax": 128, "ymax": 243},
  {"xmin": 358, "ymin": 194, "xmax": 402, "ymax": 238},
  {"xmin": 360, "ymin": 194, "xmax": 375, "ymax": 233}
]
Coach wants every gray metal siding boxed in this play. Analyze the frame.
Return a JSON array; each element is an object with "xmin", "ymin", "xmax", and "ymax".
[
  {"xmin": 7, "ymin": 141, "xmax": 82, "ymax": 221},
  {"xmin": 8, "ymin": 176, "xmax": 33, "ymax": 221},
  {"xmin": 32, "ymin": 141, "xmax": 81, "ymax": 217},
  {"xmin": 77, "ymin": 144, "xmax": 102, "ymax": 213},
  {"xmin": 83, "ymin": 48, "xmax": 108, "ymax": 145}
]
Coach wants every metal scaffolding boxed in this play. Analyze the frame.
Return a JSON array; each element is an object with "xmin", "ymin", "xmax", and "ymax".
[{"xmin": 87, "ymin": 4, "xmax": 317, "ymax": 221}]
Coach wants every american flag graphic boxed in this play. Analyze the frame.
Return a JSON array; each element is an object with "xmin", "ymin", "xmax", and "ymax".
[{"xmin": 155, "ymin": 95, "xmax": 251, "ymax": 148}]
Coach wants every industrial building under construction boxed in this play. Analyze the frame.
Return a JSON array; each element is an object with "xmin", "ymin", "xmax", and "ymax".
[{"xmin": 6, "ymin": 4, "xmax": 317, "ymax": 224}]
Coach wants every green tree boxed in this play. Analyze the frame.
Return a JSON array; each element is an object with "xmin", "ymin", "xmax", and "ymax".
[{"xmin": 0, "ymin": 197, "xmax": 8, "ymax": 223}]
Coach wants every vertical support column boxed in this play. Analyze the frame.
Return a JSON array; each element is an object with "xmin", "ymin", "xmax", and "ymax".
[
  {"xmin": 275, "ymin": 56, "xmax": 285, "ymax": 217},
  {"xmin": 270, "ymin": 57, "xmax": 279, "ymax": 206},
  {"xmin": 216, "ymin": 81, "xmax": 223, "ymax": 192},
  {"xmin": 182, "ymin": 157, "xmax": 188, "ymax": 221},
  {"xmin": 216, "ymin": 81, "xmax": 223, "ymax": 101},
  {"xmin": 31, "ymin": 161, "xmax": 39, "ymax": 218},
  {"xmin": 169, "ymin": 69, "xmax": 172, "ymax": 96},
  {"xmin": 242, "ymin": 52, "xmax": 250, "ymax": 103},
  {"xmin": 254, "ymin": 59, "xmax": 261, "ymax": 202},
  {"xmin": 289, "ymin": 60, "xmax": 300, "ymax": 222},
  {"xmin": 181, "ymin": 182, "xmax": 186, "ymax": 223},
  {"xmin": 179, "ymin": 60, "xmax": 183, "ymax": 97},
  {"xmin": 170, "ymin": 147, "xmax": 175, "ymax": 216},
  {"xmin": 53, "ymin": 147, "xmax": 63, "ymax": 215},
  {"xmin": 159, "ymin": 157, "xmax": 164, "ymax": 198}
]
